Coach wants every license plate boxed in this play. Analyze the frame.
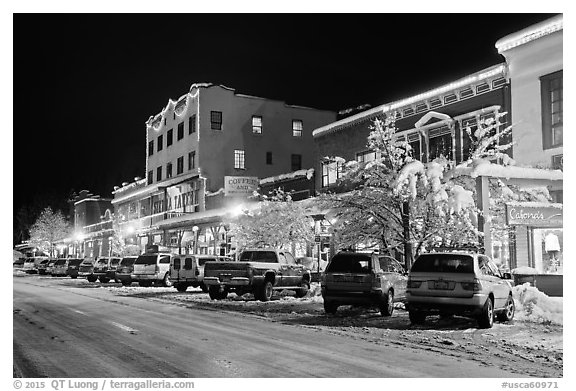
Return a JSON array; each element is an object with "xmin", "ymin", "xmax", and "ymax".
[{"xmin": 434, "ymin": 281, "xmax": 449, "ymax": 290}]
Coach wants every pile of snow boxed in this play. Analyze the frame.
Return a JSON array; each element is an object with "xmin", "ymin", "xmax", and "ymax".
[
  {"xmin": 511, "ymin": 266, "xmax": 538, "ymax": 275},
  {"xmin": 512, "ymin": 283, "xmax": 562, "ymax": 325}
]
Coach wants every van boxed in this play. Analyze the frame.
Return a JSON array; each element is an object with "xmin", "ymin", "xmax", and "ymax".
[
  {"xmin": 115, "ymin": 256, "xmax": 138, "ymax": 286},
  {"xmin": 78, "ymin": 258, "xmax": 98, "ymax": 282},
  {"xmin": 92, "ymin": 256, "xmax": 122, "ymax": 283},
  {"xmin": 132, "ymin": 251, "xmax": 175, "ymax": 287},
  {"xmin": 170, "ymin": 254, "xmax": 222, "ymax": 292},
  {"xmin": 66, "ymin": 258, "xmax": 84, "ymax": 278}
]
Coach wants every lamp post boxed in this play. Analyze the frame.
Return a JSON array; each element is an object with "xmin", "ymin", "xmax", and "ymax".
[{"xmin": 192, "ymin": 225, "xmax": 199, "ymax": 254}]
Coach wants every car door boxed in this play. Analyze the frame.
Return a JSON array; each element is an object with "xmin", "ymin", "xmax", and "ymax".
[
  {"xmin": 171, "ymin": 257, "xmax": 181, "ymax": 281},
  {"xmin": 478, "ymin": 255, "xmax": 506, "ymax": 308},
  {"xmin": 486, "ymin": 258, "xmax": 510, "ymax": 309},
  {"xmin": 284, "ymin": 252, "xmax": 302, "ymax": 286},
  {"xmin": 183, "ymin": 257, "xmax": 194, "ymax": 281},
  {"xmin": 390, "ymin": 258, "xmax": 408, "ymax": 301},
  {"xmin": 277, "ymin": 252, "xmax": 289, "ymax": 286}
]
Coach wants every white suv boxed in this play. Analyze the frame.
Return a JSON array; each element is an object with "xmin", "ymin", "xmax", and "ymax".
[
  {"xmin": 406, "ymin": 251, "xmax": 515, "ymax": 328},
  {"xmin": 132, "ymin": 251, "xmax": 175, "ymax": 287}
]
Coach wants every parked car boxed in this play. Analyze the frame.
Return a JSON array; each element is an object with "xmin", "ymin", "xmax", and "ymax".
[
  {"xmin": 51, "ymin": 258, "xmax": 72, "ymax": 276},
  {"xmin": 321, "ymin": 252, "xmax": 407, "ymax": 316},
  {"xmin": 66, "ymin": 258, "xmax": 84, "ymax": 278},
  {"xmin": 116, "ymin": 256, "xmax": 138, "ymax": 286},
  {"xmin": 78, "ymin": 258, "xmax": 98, "ymax": 282},
  {"xmin": 132, "ymin": 250, "xmax": 175, "ymax": 287},
  {"xmin": 36, "ymin": 258, "xmax": 53, "ymax": 275},
  {"xmin": 92, "ymin": 256, "xmax": 122, "ymax": 283},
  {"xmin": 203, "ymin": 248, "xmax": 311, "ymax": 301},
  {"xmin": 170, "ymin": 254, "xmax": 224, "ymax": 292},
  {"xmin": 22, "ymin": 257, "xmax": 49, "ymax": 274},
  {"xmin": 406, "ymin": 251, "xmax": 515, "ymax": 328}
]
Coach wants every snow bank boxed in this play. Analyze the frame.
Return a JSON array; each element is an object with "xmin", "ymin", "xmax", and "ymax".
[
  {"xmin": 511, "ymin": 266, "xmax": 538, "ymax": 274},
  {"xmin": 512, "ymin": 283, "xmax": 562, "ymax": 325}
]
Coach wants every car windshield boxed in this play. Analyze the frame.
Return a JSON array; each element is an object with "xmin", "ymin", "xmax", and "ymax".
[
  {"xmin": 96, "ymin": 260, "xmax": 108, "ymax": 266},
  {"xmin": 239, "ymin": 251, "xmax": 278, "ymax": 263},
  {"xmin": 68, "ymin": 259, "xmax": 82, "ymax": 266},
  {"xmin": 54, "ymin": 260, "xmax": 66, "ymax": 265},
  {"xmin": 411, "ymin": 254, "xmax": 475, "ymax": 273},
  {"xmin": 111, "ymin": 259, "xmax": 121, "ymax": 266},
  {"xmin": 135, "ymin": 255, "xmax": 157, "ymax": 265},
  {"xmin": 198, "ymin": 258, "xmax": 217, "ymax": 266},
  {"xmin": 326, "ymin": 253, "xmax": 372, "ymax": 273},
  {"xmin": 120, "ymin": 258, "xmax": 136, "ymax": 266}
]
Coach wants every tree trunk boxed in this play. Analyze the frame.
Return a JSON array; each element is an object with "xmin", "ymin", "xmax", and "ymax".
[{"xmin": 402, "ymin": 201, "xmax": 413, "ymax": 270}]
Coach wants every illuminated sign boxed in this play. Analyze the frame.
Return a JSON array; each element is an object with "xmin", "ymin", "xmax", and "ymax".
[
  {"xmin": 505, "ymin": 204, "xmax": 563, "ymax": 226},
  {"xmin": 225, "ymin": 176, "xmax": 259, "ymax": 196}
]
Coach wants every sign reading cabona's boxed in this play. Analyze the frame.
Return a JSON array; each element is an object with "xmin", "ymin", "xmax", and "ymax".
[{"xmin": 505, "ymin": 203, "xmax": 563, "ymax": 226}]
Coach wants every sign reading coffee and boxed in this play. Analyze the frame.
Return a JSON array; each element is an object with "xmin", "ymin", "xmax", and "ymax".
[
  {"xmin": 505, "ymin": 204, "xmax": 563, "ymax": 226},
  {"xmin": 224, "ymin": 176, "xmax": 259, "ymax": 196}
]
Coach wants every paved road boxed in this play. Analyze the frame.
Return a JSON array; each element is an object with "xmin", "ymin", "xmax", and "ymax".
[{"xmin": 14, "ymin": 274, "xmax": 516, "ymax": 378}]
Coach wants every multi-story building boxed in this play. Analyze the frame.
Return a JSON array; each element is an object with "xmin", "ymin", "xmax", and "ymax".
[{"xmin": 112, "ymin": 83, "xmax": 336, "ymax": 255}]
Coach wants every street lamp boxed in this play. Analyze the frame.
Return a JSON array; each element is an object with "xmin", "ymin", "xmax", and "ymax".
[{"xmin": 192, "ymin": 225, "xmax": 199, "ymax": 254}]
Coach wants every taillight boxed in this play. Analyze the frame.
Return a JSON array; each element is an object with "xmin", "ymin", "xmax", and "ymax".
[
  {"xmin": 407, "ymin": 279, "xmax": 422, "ymax": 289},
  {"xmin": 461, "ymin": 279, "xmax": 482, "ymax": 291},
  {"xmin": 372, "ymin": 276, "xmax": 381, "ymax": 288}
]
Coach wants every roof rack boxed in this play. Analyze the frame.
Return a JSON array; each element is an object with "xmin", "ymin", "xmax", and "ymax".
[{"xmin": 431, "ymin": 246, "xmax": 484, "ymax": 253}]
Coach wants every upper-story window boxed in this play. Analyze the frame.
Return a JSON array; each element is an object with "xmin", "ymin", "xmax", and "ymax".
[
  {"xmin": 356, "ymin": 150, "xmax": 380, "ymax": 163},
  {"xmin": 252, "ymin": 115, "xmax": 263, "ymax": 134},
  {"xmin": 177, "ymin": 156, "xmax": 184, "ymax": 175},
  {"xmin": 147, "ymin": 170, "xmax": 153, "ymax": 185},
  {"xmin": 291, "ymin": 154, "xmax": 302, "ymax": 171},
  {"xmin": 266, "ymin": 151, "xmax": 273, "ymax": 165},
  {"xmin": 460, "ymin": 112, "xmax": 497, "ymax": 162},
  {"xmin": 292, "ymin": 119, "xmax": 303, "ymax": 137},
  {"xmin": 211, "ymin": 111, "xmax": 222, "ymax": 130},
  {"xmin": 407, "ymin": 133, "xmax": 422, "ymax": 161},
  {"xmin": 156, "ymin": 166, "xmax": 162, "ymax": 182},
  {"xmin": 234, "ymin": 150, "xmax": 245, "ymax": 169},
  {"xmin": 541, "ymin": 70, "xmax": 563, "ymax": 149},
  {"xmin": 188, "ymin": 150, "xmax": 196, "ymax": 170},
  {"xmin": 321, "ymin": 160, "xmax": 343, "ymax": 187},
  {"xmin": 166, "ymin": 162, "xmax": 173, "ymax": 178},
  {"xmin": 177, "ymin": 122, "xmax": 184, "ymax": 141},
  {"xmin": 167, "ymin": 129, "xmax": 173, "ymax": 147},
  {"xmin": 189, "ymin": 114, "xmax": 196, "ymax": 134},
  {"xmin": 157, "ymin": 135, "xmax": 163, "ymax": 152},
  {"xmin": 148, "ymin": 140, "xmax": 154, "ymax": 156}
]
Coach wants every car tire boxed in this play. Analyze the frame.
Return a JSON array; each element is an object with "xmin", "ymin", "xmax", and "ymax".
[
  {"xmin": 121, "ymin": 280, "xmax": 132, "ymax": 286},
  {"xmin": 209, "ymin": 286, "xmax": 224, "ymax": 300},
  {"xmin": 497, "ymin": 294, "xmax": 515, "ymax": 322},
  {"xmin": 175, "ymin": 283, "xmax": 188, "ymax": 292},
  {"xmin": 99, "ymin": 277, "xmax": 110, "ymax": 283},
  {"xmin": 478, "ymin": 297, "xmax": 494, "ymax": 329},
  {"xmin": 295, "ymin": 281, "xmax": 310, "ymax": 298},
  {"xmin": 162, "ymin": 273, "xmax": 172, "ymax": 287},
  {"xmin": 323, "ymin": 301, "xmax": 338, "ymax": 314},
  {"xmin": 259, "ymin": 281, "xmax": 274, "ymax": 302},
  {"xmin": 200, "ymin": 283, "xmax": 209, "ymax": 293},
  {"xmin": 379, "ymin": 290, "xmax": 394, "ymax": 317},
  {"xmin": 408, "ymin": 309, "xmax": 426, "ymax": 324},
  {"xmin": 70, "ymin": 275, "xmax": 77, "ymax": 279},
  {"xmin": 87, "ymin": 276, "xmax": 97, "ymax": 283}
]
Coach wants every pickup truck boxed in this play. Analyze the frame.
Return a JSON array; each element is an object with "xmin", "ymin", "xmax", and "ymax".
[{"xmin": 203, "ymin": 248, "xmax": 311, "ymax": 301}]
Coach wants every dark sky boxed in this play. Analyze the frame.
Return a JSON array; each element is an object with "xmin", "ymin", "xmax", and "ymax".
[{"xmin": 13, "ymin": 13, "xmax": 555, "ymax": 214}]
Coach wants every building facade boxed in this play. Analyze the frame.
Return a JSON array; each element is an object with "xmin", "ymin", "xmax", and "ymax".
[{"xmin": 113, "ymin": 83, "xmax": 336, "ymax": 255}]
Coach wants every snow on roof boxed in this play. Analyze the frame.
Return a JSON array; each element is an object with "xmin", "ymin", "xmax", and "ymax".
[
  {"xmin": 452, "ymin": 160, "xmax": 563, "ymax": 181},
  {"xmin": 312, "ymin": 64, "xmax": 506, "ymax": 138},
  {"xmin": 206, "ymin": 188, "xmax": 225, "ymax": 197},
  {"xmin": 495, "ymin": 14, "xmax": 563, "ymax": 53},
  {"xmin": 260, "ymin": 168, "xmax": 315, "ymax": 185}
]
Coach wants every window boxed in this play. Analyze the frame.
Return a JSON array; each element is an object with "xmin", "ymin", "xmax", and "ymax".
[
  {"xmin": 184, "ymin": 258, "xmax": 193, "ymax": 270},
  {"xmin": 148, "ymin": 140, "xmax": 154, "ymax": 156},
  {"xmin": 291, "ymin": 154, "xmax": 302, "ymax": 171},
  {"xmin": 234, "ymin": 150, "xmax": 245, "ymax": 169},
  {"xmin": 173, "ymin": 258, "xmax": 181, "ymax": 270},
  {"xmin": 356, "ymin": 150, "xmax": 379, "ymax": 163},
  {"xmin": 177, "ymin": 156, "xmax": 184, "ymax": 175},
  {"xmin": 188, "ymin": 151, "xmax": 196, "ymax": 170},
  {"xmin": 156, "ymin": 166, "xmax": 162, "ymax": 182},
  {"xmin": 407, "ymin": 133, "xmax": 421, "ymax": 161},
  {"xmin": 428, "ymin": 125, "xmax": 453, "ymax": 161},
  {"xmin": 552, "ymin": 154, "xmax": 563, "ymax": 170},
  {"xmin": 321, "ymin": 160, "xmax": 343, "ymax": 187},
  {"xmin": 252, "ymin": 115, "xmax": 263, "ymax": 134},
  {"xmin": 157, "ymin": 135, "xmax": 163, "ymax": 152},
  {"xmin": 266, "ymin": 152, "xmax": 272, "ymax": 165},
  {"xmin": 147, "ymin": 170, "xmax": 153, "ymax": 185},
  {"xmin": 541, "ymin": 70, "xmax": 563, "ymax": 149},
  {"xmin": 188, "ymin": 114, "xmax": 196, "ymax": 134},
  {"xmin": 211, "ymin": 111, "xmax": 222, "ymax": 130},
  {"xmin": 167, "ymin": 129, "xmax": 173, "ymax": 147},
  {"xmin": 177, "ymin": 122, "xmax": 184, "ymax": 141},
  {"xmin": 292, "ymin": 119, "xmax": 303, "ymax": 137},
  {"xmin": 166, "ymin": 162, "xmax": 173, "ymax": 178}
]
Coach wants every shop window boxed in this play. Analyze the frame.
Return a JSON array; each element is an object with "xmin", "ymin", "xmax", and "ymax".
[
  {"xmin": 189, "ymin": 114, "xmax": 196, "ymax": 134},
  {"xmin": 541, "ymin": 70, "xmax": 563, "ymax": 149},
  {"xmin": 292, "ymin": 119, "xmax": 303, "ymax": 137},
  {"xmin": 167, "ymin": 129, "xmax": 173, "ymax": 147},
  {"xmin": 177, "ymin": 122, "xmax": 184, "ymax": 141},
  {"xmin": 291, "ymin": 154, "xmax": 302, "ymax": 171},
  {"xmin": 321, "ymin": 160, "xmax": 343, "ymax": 187},
  {"xmin": 211, "ymin": 111, "xmax": 223, "ymax": 130},
  {"xmin": 234, "ymin": 150, "xmax": 245, "ymax": 169},
  {"xmin": 252, "ymin": 115, "xmax": 263, "ymax": 134}
]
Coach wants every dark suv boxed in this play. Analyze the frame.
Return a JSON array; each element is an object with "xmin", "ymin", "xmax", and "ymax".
[
  {"xmin": 66, "ymin": 258, "xmax": 84, "ymax": 278},
  {"xmin": 93, "ymin": 256, "xmax": 122, "ymax": 283},
  {"xmin": 321, "ymin": 252, "xmax": 407, "ymax": 316}
]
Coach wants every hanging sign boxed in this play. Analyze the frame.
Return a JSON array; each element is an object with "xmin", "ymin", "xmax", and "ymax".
[
  {"xmin": 224, "ymin": 176, "xmax": 259, "ymax": 196},
  {"xmin": 505, "ymin": 204, "xmax": 563, "ymax": 226}
]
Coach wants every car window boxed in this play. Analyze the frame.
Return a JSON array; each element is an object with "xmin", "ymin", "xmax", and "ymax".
[
  {"xmin": 284, "ymin": 253, "xmax": 297, "ymax": 265},
  {"xmin": 326, "ymin": 253, "xmax": 372, "ymax": 273},
  {"xmin": 411, "ymin": 254, "xmax": 474, "ymax": 273},
  {"xmin": 198, "ymin": 257, "xmax": 217, "ymax": 266},
  {"xmin": 239, "ymin": 251, "xmax": 278, "ymax": 263},
  {"xmin": 379, "ymin": 257, "xmax": 394, "ymax": 272},
  {"xmin": 135, "ymin": 255, "xmax": 157, "ymax": 265},
  {"xmin": 160, "ymin": 256, "xmax": 171, "ymax": 264},
  {"xmin": 120, "ymin": 257, "xmax": 136, "ymax": 266},
  {"xmin": 278, "ymin": 253, "xmax": 288, "ymax": 264},
  {"xmin": 111, "ymin": 259, "xmax": 121, "ymax": 266},
  {"xmin": 478, "ymin": 256, "xmax": 496, "ymax": 277},
  {"xmin": 173, "ymin": 258, "xmax": 181, "ymax": 270},
  {"xmin": 184, "ymin": 258, "xmax": 193, "ymax": 270}
]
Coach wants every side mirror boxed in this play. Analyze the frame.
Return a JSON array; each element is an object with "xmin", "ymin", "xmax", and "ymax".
[{"xmin": 502, "ymin": 272, "xmax": 512, "ymax": 280}]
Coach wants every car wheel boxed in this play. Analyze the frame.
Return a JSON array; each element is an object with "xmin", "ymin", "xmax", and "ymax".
[
  {"xmin": 70, "ymin": 275, "xmax": 77, "ymax": 279},
  {"xmin": 200, "ymin": 283, "xmax": 209, "ymax": 293},
  {"xmin": 323, "ymin": 301, "xmax": 338, "ymax": 314},
  {"xmin": 219, "ymin": 288, "xmax": 229, "ymax": 300},
  {"xmin": 379, "ymin": 290, "xmax": 394, "ymax": 317},
  {"xmin": 209, "ymin": 286, "xmax": 223, "ymax": 300},
  {"xmin": 478, "ymin": 297, "xmax": 494, "ymax": 329},
  {"xmin": 99, "ymin": 277, "xmax": 110, "ymax": 283},
  {"xmin": 295, "ymin": 281, "xmax": 310, "ymax": 298},
  {"xmin": 162, "ymin": 273, "xmax": 172, "ymax": 287},
  {"xmin": 121, "ymin": 280, "xmax": 132, "ymax": 286},
  {"xmin": 408, "ymin": 309, "xmax": 426, "ymax": 324},
  {"xmin": 175, "ymin": 283, "xmax": 188, "ymax": 292},
  {"xmin": 497, "ymin": 294, "xmax": 515, "ymax": 322},
  {"xmin": 259, "ymin": 281, "xmax": 274, "ymax": 302},
  {"xmin": 87, "ymin": 276, "xmax": 97, "ymax": 283}
]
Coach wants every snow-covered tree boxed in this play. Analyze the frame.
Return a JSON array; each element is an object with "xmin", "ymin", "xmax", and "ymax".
[
  {"xmin": 227, "ymin": 189, "xmax": 314, "ymax": 250},
  {"xmin": 28, "ymin": 207, "xmax": 71, "ymax": 257}
]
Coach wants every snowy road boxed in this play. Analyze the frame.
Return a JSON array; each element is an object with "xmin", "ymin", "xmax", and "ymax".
[{"xmin": 13, "ymin": 273, "xmax": 561, "ymax": 378}]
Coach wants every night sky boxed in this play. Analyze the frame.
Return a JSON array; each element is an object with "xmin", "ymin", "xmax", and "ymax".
[{"xmin": 13, "ymin": 13, "xmax": 555, "ymax": 215}]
